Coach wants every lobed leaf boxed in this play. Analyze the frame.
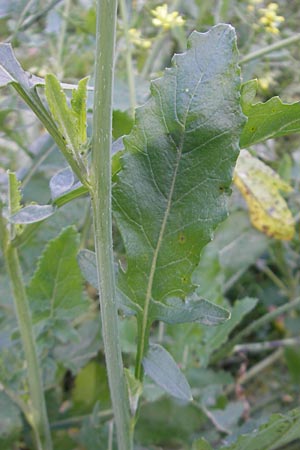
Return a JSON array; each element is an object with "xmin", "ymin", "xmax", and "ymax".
[
  {"xmin": 113, "ymin": 25, "xmax": 246, "ymax": 340},
  {"xmin": 234, "ymin": 150, "xmax": 295, "ymax": 240},
  {"xmin": 27, "ymin": 227, "xmax": 88, "ymax": 323},
  {"xmin": 240, "ymin": 79, "xmax": 300, "ymax": 148}
]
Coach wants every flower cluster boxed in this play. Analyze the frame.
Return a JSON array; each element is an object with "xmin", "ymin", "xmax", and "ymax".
[
  {"xmin": 128, "ymin": 28, "xmax": 152, "ymax": 49},
  {"xmin": 258, "ymin": 2, "xmax": 284, "ymax": 34},
  {"xmin": 151, "ymin": 4, "xmax": 185, "ymax": 31}
]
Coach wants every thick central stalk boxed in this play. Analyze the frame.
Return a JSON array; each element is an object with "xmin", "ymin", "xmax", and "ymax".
[{"xmin": 90, "ymin": 1, "xmax": 132, "ymax": 449}]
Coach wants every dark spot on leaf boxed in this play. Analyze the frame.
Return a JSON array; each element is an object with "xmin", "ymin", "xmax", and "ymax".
[{"xmin": 178, "ymin": 233, "xmax": 186, "ymax": 244}]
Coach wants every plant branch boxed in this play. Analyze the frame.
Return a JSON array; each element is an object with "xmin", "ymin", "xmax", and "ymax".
[
  {"xmin": 233, "ymin": 337, "xmax": 300, "ymax": 354},
  {"xmin": 240, "ymin": 34, "xmax": 300, "ymax": 65},
  {"xmin": 212, "ymin": 296, "xmax": 300, "ymax": 363},
  {"xmin": 225, "ymin": 349, "xmax": 284, "ymax": 395},
  {"xmin": 90, "ymin": 0, "xmax": 132, "ymax": 449}
]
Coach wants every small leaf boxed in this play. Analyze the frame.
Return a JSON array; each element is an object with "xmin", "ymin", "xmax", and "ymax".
[
  {"xmin": 240, "ymin": 79, "xmax": 300, "ymax": 148},
  {"xmin": 152, "ymin": 295, "xmax": 230, "ymax": 325},
  {"xmin": 124, "ymin": 368, "xmax": 143, "ymax": 415},
  {"xmin": 71, "ymin": 77, "xmax": 89, "ymax": 148},
  {"xmin": 50, "ymin": 167, "xmax": 75, "ymax": 200},
  {"xmin": 45, "ymin": 74, "xmax": 79, "ymax": 155},
  {"xmin": 143, "ymin": 343, "xmax": 193, "ymax": 402},
  {"xmin": 9, "ymin": 204, "xmax": 55, "ymax": 224},
  {"xmin": 234, "ymin": 150, "xmax": 295, "ymax": 240},
  {"xmin": 220, "ymin": 407, "xmax": 300, "ymax": 450}
]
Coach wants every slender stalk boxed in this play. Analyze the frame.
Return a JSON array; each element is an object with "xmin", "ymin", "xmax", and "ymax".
[
  {"xmin": 233, "ymin": 337, "xmax": 300, "ymax": 354},
  {"xmin": 226, "ymin": 349, "xmax": 283, "ymax": 395},
  {"xmin": 90, "ymin": 1, "xmax": 132, "ymax": 449},
  {"xmin": 240, "ymin": 33, "xmax": 300, "ymax": 65},
  {"xmin": 0, "ymin": 214, "xmax": 52, "ymax": 450},
  {"xmin": 141, "ymin": 33, "xmax": 166, "ymax": 79},
  {"xmin": 212, "ymin": 296, "xmax": 300, "ymax": 363},
  {"xmin": 56, "ymin": 0, "xmax": 72, "ymax": 78},
  {"xmin": 119, "ymin": 0, "xmax": 136, "ymax": 115}
]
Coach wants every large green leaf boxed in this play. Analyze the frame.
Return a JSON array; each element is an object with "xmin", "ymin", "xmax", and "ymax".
[
  {"xmin": 113, "ymin": 25, "xmax": 245, "ymax": 352},
  {"xmin": 240, "ymin": 79, "xmax": 300, "ymax": 148},
  {"xmin": 220, "ymin": 407, "xmax": 300, "ymax": 450}
]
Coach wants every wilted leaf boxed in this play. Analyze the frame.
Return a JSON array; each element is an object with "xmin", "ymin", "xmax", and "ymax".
[
  {"xmin": 234, "ymin": 150, "xmax": 295, "ymax": 240},
  {"xmin": 240, "ymin": 79, "xmax": 300, "ymax": 148},
  {"xmin": 113, "ymin": 25, "xmax": 245, "ymax": 355}
]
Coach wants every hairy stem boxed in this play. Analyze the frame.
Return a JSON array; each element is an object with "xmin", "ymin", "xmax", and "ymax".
[{"xmin": 90, "ymin": 1, "xmax": 132, "ymax": 449}]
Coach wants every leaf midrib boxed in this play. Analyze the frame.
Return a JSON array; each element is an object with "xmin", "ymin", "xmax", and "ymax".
[{"xmin": 139, "ymin": 62, "xmax": 209, "ymax": 357}]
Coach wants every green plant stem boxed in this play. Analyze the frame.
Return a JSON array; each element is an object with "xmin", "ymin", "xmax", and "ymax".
[
  {"xmin": 90, "ymin": 1, "xmax": 132, "ymax": 449},
  {"xmin": 56, "ymin": 0, "xmax": 72, "ymax": 78},
  {"xmin": 141, "ymin": 33, "xmax": 166, "ymax": 79},
  {"xmin": 233, "ymin": 337, "xmax": 300, "ymax": 354},
  {"xmin": 0, "ymin": 215, "xmax": 52, "ymax": 450},
  {"xmin": 226, "ymin": 349, "xmax": 283, "ymax": 395},
  {"xmin": 212, "ymin": 296, "xmax": 300, "ymax": 363},
  {"xmin": 50, "ymin": 409, "xmax": 113, "ymax": 430},
  {"xmin": 119, "ymin": 0, "xmax": 136, "ymax": 115},
  {"xmin": 240, "ymin": 34, "xmax": 300, "ymax": 65}
]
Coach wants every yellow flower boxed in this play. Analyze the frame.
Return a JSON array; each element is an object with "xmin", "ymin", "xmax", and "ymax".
[
  {"xmin": 151, "ymin": 4, "xmax": 185, "ymax": 30},
  {"xmin": 258, "ymin": 2, "xmax": 284, "ymax": 34},
  {"xmin": 258, "ymin": 74, "xmax": 274, "ymax": 90},
  {"xmin": 128, "ymin": 28, "xmax": 151, "ymax": 49}
]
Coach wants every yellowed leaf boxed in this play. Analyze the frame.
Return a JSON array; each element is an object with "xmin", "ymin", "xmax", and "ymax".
[{"xmin": 234, "ymin": 150, "xmax": 295, "ymax": 240}]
